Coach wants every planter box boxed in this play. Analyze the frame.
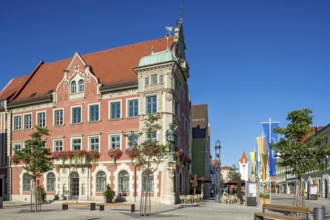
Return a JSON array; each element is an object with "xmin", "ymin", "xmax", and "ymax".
[
  {"xmin": 54, "ymin": 156, "xmax": 90, "ymax": 166},
  {"xmin": 259, "ymin": 198, "xmax": 270, "ymax": 205}
]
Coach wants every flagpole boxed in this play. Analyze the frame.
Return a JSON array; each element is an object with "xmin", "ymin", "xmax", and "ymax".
[{"xmin": 269, "ymin": 118, "xmax": 272, "ymax": 203}]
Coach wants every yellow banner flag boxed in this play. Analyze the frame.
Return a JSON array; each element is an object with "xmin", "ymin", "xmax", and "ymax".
[
  {"xmin": 249, "ymin": 152, "xmax": 256, "ymax": 181},
  {"xmin": 256, "ymin": 136, "xmax": 267, "ymax": 155}
]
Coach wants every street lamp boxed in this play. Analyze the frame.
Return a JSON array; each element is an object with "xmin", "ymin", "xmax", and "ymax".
[{"xmin": 214, "ymin": 140, "xmax": 221, "ymax": 203}]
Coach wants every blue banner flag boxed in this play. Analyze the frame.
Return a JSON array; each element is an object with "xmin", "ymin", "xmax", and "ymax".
[{"xmin": 261, "ymin": 119, "xmax": 279, "ymax": 177}]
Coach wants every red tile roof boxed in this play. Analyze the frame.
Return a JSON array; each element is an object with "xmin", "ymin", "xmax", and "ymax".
[
  {"xmin": 239, "ymin": 151, "xmax": 249, "ymax": 163},
  {"xmin": 2, "ymin": 37, "xmax": 173, "ymax": 104},
  {"xmin": 211, "ymin": 159, "xmax": 219, "ymax": 165},
  {"xmin": 0, "ymin": 74, "xmax": 30, "ymax": 101},
  {"xmin": 221, "ymin": 166, "xmax": 231, "ymax": 170}
]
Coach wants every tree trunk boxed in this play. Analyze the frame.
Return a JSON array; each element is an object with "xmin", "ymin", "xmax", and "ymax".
[
  {"xmin": 295, "ymin": 178, "xmax": 302, "ymax": 207},
  {"xmin": 34, "ymin": 179, "xmax": 37, "ymax": 212}
]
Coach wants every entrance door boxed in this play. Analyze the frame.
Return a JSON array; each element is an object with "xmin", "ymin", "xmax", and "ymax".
[
  {"xmin": 70, "ymin": 172, "xmax": 79, "ymax": 200},
  {"xmin": 325, "ymin": 179, "xmax": 328, "ymax": 199}
]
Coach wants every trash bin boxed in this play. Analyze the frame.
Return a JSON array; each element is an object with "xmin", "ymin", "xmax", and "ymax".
[
  {"xmin": 314, "ymin": 206, "xmax": 325, "ymax": 220},
  {"xmin": 0, "ymin": 197, "xmax": 3, "ymax": 209}
]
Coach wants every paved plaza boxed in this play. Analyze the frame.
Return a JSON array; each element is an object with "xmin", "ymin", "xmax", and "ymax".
[{"xmin": 0, "ymin": 194, "xmax": 329, "ymax": 220}]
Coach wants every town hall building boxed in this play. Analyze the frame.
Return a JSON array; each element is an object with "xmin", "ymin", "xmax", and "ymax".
[{"xmin": 0, "ymin": 19, "xmax": 192, "ymax": 205}]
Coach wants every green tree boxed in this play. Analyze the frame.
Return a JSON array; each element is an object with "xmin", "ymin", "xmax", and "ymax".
[
  {"xmin": 227, "ymin": 164, "xmax": 241, "ymax": 181},
  {"xmin": 126, "ymin": 113, "xmax": 167, "ymax": 216},
  {"xmin": 271, "ymin": 108, "xmax": 330, "ymax": 206},
  {"xmin": 14, "ymin": 126, "xmax": 53, "ymax": 212}
]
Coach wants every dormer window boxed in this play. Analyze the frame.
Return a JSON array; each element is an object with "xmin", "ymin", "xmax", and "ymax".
[
  {"xmin": 71, "ymin": 81, "xmax": 77, "ymax": 93},
  {"xmin": 78, "ymin": 79, "xmax": 84, "ymax": 92}
]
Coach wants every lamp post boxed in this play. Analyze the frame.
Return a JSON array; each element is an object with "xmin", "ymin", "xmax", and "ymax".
[{"xmin": 214, "ymin": 140, "xmax": 221, "ymax": 203}]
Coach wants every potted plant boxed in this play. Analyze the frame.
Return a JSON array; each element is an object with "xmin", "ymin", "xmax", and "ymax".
[
  {"xmin": 103, "ymin": 184, "xmax": 115, "ymax": 203},
  {"xmin": 259, "ymin": 193, "xmax": 270, "ymax": 205}
]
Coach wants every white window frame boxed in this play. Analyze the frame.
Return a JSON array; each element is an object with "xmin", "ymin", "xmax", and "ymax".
[
  {"xmin": 36, "ymin": 111, "xmax": 46, "ymax": 127},
  {"xmin": 126, "ymin": 98, "xmax": 139, "ymax": 118},
  {"xmin": 146, "ymin": 131, "xmax": 157, "ymax": 142},
  {"xmin": 53, "ymin": 108, "xmax": 64, "ymax": 126},
  {"xmin": 88, "ymin": 103, "xmax": 100, "ymax": 122},
  {"xmin": 46, "ymin": 172, "xmax": 56, "ymax": 192},
  {"xmin": 71, "ymin": 80, "xmax": 77, "ymax": 94},
  {"xmin": 146, "ymin": 95, "xmax": 157, "ymax": 114},
  {"xmin": 78, "ymin": 79, "xmax": 84, "ymax": 92},
  {"xmin": 23, "ymin": 173, "xmax": 31, "ymax": 192},
  {"xmin": 145, "ymin": 77, "xmax": 149, "ymax": 86},
  {"xmin": 88, "ymin": 135, "xmax": 100, "ymax": 152},
  {"xmin": 109, "ymin": 100, "xmax": 122, "ymax": 120},
  {"xmin": 13, "ymin": 143, "xmax": 22, "ymax": 153},
  {"xmin": 23, "ymin": 113, "xmax": 32, "ymax": 130},
  {"xmin": 70, "ymin": 137, "xmax": 82, "ymax": 151},
  {"xmin": 150, "ymin": 74, "xmax": 158, "ymax": 85},
  {"xmin": 13, "ymin": 114, "xmax": 22, "ymax": 130},
  {"xmin": 108, "ymin": 133, "xmax": 122, "ymax": 150},
  {"xmin": 71, "ymin": 105, "xmax": 82, "ymax": 124},
  {"xmin": 125, "ymin": 131, "xmax": 139, "ymax": 148},
  {"xmin": 53, "ymin": 139, "xmax": 63, "ymax": 151},
  {"xmin": 159, "ymin": 75, "xmax": 164, "ymax": 84},
  {"xmin": 96, "ymin": 171, "xmax": 106, "ymax": 192}
]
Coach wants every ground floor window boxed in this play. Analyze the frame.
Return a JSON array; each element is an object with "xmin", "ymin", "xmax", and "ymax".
[
  {"xmin": 23, "ymin": 174, "xmax": 31, "ymax": 192},
  {"xmin": 47, "ymin": 172, "xmax": 55, "ymax": 192},
  {"xmin": 118, "ymin": 171, "xmax": 129, "ymax": 192},
  {"xmin": 96, "ymin": 171, "xmax": 106, "ymax": 192}
]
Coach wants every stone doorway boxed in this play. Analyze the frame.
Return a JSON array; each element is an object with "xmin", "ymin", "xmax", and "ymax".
[{"xmin": 70, "ymin": 172, "xmax": 79, "ymax": 200}]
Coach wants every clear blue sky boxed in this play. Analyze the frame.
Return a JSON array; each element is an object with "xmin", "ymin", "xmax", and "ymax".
[{"xmin": 1, "ymin": 0, "xmax": 330, "ymax": 167}]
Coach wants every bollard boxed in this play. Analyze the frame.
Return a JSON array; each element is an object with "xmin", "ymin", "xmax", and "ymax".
[
  {"xmin": 90, "ymin": 203, "xmax": 96, "ymax": 211},
  {"xmin": 0, "ymin": 197, "xmax": 3, "ymax": 209},
  {"xmin": 313, "ymin": 206, "xmax": 325, "ymax": 220}
]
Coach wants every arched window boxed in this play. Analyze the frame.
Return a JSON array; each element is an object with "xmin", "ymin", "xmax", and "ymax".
[
  {"xmin": 71, "ymin": 81, "xmax": 77, "ymax": 93},
  {"xmin": 142, "ymin": 170, "xmax": 154, "ymax": 192},
  {"xmin": 23, "ymin": 173, "xmax": 31, "ymax": 192},
  {"xmin": 47, "ymin": 172, "xmax": 55, "ymax": 192},
  {"xmin": 96, "ymin": 171, "xmax": 106, "ymax": 192},
  {"xmin": 118, "ymin": 171, "xmax": 129, "ymax": 192},
  {"xmin": 78, "ymin": 79, "xmax": 84, "ymax": 92}
]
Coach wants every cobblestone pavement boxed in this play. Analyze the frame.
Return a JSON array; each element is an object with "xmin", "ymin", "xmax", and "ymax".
[{"xmin": 0, "ymin": 194, "xmax": 329, "ymax": 220}]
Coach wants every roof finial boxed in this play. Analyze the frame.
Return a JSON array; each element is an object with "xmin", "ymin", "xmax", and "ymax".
[
  {"xmin": 165, "ymin": 25, "xmax": 173, "ymax": 50},
  {"xmin": 179, "ymin": 6, "xmax": 183, "ymax": 24}
]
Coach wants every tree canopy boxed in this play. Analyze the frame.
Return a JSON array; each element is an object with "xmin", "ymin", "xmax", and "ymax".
[
  {"xmin": 227, "ymin": 164, "xmax": 241, "ymax": 181},
  {"xmin": 14, "ymin": 126, "xmax": 53, "ymax": 212},
  {"xmin": 271, "ymin": 108, "xmax": 330, "ymax": 179}
]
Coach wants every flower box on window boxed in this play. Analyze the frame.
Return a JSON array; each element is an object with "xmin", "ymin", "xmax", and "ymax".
[{"xmin": 52, "ymin": 150, "xmax": 100, "ymax": 167}]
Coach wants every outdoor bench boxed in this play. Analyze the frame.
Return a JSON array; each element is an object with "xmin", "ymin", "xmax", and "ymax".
[
  {"xmin": 62, "ymin": 201, "xmax": 96, "ymax": 211},
  {"xmin": 98, "ymin": 203, "xmax": 135, "ymax": 212},
  {"xmin": 254, "ymin": 204, "xmax": 310, "ymax": 220}
]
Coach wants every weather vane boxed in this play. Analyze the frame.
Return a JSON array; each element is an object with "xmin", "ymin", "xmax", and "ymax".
[{"xmin": 165, "ymin": 24, "xmax": 173, "ymax": 37}]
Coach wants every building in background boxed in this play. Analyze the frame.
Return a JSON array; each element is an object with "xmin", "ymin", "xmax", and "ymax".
[
  {"xmin": 221, "ymin": 166, "xmax": 231, "ymax": 183},
  {"xmin": 302, "ymin": 125, "xmax": 330, "ymax": 199},
  {"xmin": 191, "ymin": 104, "xmax": 211, "ymax": 197},
  {"xmin": 0, "ymin": 18, "xmax": 192, "ymax": 204},
  {"xmin": 239, "ymin": 152, "xmax": 249, "ymax": 181}
]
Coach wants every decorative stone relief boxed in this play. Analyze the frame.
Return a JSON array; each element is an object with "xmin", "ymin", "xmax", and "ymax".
[
  {"xmin": 101, "ymin": 89, "xmax": 138, "ymax": 99},
  {"xmin": 12, "ymin": 103, "xmax": 54, "ymax": 113},
  {"xmin": 135, "ymin": 63, "xmax": 174, "ymax": 74}
]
